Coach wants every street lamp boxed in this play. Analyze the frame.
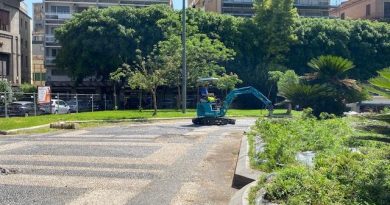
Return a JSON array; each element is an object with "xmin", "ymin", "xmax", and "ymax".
[{"xmin": 181, "ymin": 0, "xmax": 187, "ymax": 113}]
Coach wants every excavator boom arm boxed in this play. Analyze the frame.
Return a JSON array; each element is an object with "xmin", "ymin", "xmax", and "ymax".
[{"xmin": 219, "ymin": 86, "xmax": 272, "ymax": 117}]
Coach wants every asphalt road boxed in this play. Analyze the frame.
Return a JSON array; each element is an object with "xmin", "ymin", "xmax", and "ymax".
[{"xmin": 0, "ymin": 118, "xmax": 255, "ymax": 205}]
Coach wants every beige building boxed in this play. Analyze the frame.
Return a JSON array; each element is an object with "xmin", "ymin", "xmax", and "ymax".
[
  {"xmin": 190, "ymin": 0, "xmax": 331, "ymax": 17},
  {"xmin": 0, "ymin": 0, "xmax": 31, "ymax": 86},
  {"xmin": 330, "ymin": 0, "xmax": 390, "ymax": 19},
  {"xmin": 32, "ymin": 2, "xmax": 45, "ymax": 86}
]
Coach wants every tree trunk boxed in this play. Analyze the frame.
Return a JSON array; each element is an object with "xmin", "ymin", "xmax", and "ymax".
[
  {"xmin": 287, "ymin": 103, "xmax": 292, "ymax": 115},
  {"xmin": 138, "ymin": 89, "xmax": 142, "ymax": 112},
  {"xmin": 151, "ymin": 89, "xmax": 157, "ymax": 116},
  {"xmin": 176, "ymin": 86, "xmax": 181, "ymax": 110},
  {"xmin": 267, "ymin": 84, "xmax": 274, "ymax": 100}
]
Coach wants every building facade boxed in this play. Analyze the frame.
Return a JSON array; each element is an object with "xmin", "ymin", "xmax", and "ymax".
[
  {"xmin": 43, "ymin": 0, "xmax": 170, "ymax": 92},
  {"xmin": 330, "ymin": 0, "xmax": 390, "ymax": 19},
  {"xmin": 0, "ymin": 0, "xmax": 31, "ymax": 86},
  {"xmin": 32, "ymin": 3, "xmax": 45, "ymax": 86},
  {"xmin": 190, "ymin": 0, "xmax": 332, "ymax": 17}
]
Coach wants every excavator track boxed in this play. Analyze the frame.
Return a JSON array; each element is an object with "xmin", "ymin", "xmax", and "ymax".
[{"xmin": 192, "ymin": 117, "xmax": 236, "ymax": 126}]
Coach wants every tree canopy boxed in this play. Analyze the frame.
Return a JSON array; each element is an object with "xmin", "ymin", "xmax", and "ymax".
[{"xmin": 55, "ymin": 5, "xmax": 390, "ymax": 105}]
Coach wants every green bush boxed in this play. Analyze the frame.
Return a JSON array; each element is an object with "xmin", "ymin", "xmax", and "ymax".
[
  {"xmin": 250, "ymin": 116, "xmax": 389, "ymax": 204},
  {"xmin": 263, "ymin": 152, "xmax": 390, "ymax": 205},
  {"xmin": 251, "ymin": 117, "xmax": 352, "ymax": 171}
]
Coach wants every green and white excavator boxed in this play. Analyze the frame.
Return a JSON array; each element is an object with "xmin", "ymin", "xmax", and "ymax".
[{"xmin": 192, "ymin": 78, "xmax": 273, "ymax": 125}]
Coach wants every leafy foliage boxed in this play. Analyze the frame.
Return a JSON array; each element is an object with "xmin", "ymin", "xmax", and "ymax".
[
  {"xmin": 0, "ymin": 80, "xmax": 13, "ymax": 104},
  {"xmin": 250, "ymin": 117, "xmax": 352, "ymax": 171},
  {"xmin": 19, "ymin": 83, "xmax": 37, "ymax": 93},
  {"xmin": 56, "ymin": 5, "xmax": 172, "ymax": 82},
  {"xmin": 249, "ymin": 116, "xmax": 390, "ymax": 205},
  {"xmin": 254, "ymin": 0, "xmax": 298, "ymax": 70},
  {"xmin": 278, "ymin": 56, "xmax": 367, "ymax": 116},
  {"xmin": 110, "ymin": 49, "xmax": 166, "ymax": 116},
  {"xmin": 367, "ymin": 68, "xmax": 390, "ymax": 98}
]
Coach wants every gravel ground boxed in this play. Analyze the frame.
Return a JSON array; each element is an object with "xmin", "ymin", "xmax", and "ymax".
[{"xmin": 0, "ymin": 118, "xmax": 255, "ymax": 205}]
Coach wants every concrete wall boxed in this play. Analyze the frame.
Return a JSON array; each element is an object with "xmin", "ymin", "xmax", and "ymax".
[
  {"xmin": 330, "ymin": 0, "xmax": 390, "ymax": 19},
  {"xmin": 0, "ymin": 1, "xmax": 22, "ymax": 85}
]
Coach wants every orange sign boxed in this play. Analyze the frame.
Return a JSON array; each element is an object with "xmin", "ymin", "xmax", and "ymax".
[{"xmin": 38, "ymin": 86, "xmax": 51, "ymax": 104}]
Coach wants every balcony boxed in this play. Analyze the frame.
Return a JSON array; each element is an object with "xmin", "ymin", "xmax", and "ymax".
[
  {"xmin": 45, "ymin": 35, "xmax": 57, "ymax": 43},
  {"xmin": 45, "ymin": 57, "xmax": 56, "ymax": 65},
  {"xmin": 45, "ymin": 12, "xmax": 72, "ymax": 20}
]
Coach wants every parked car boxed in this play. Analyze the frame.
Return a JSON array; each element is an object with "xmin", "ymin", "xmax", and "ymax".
[
  {"xmin": 43, "ymin": 99, "xmax": 70, "ymax": 114},
  {"xmin": 8, "ymin": 101, "xmax": 43, "ymax": 117},
  {"xmin": 66, "ymin": 99, "xmax": 101, "ymax": 113}
]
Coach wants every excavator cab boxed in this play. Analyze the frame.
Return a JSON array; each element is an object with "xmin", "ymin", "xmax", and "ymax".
[
  {"xmin": 195, "ymin": 77, "xmax": 222, "ymax": 118},
  {"xmin": 193, "ymin": 78, "xmax": 273, "ymax": 126}
]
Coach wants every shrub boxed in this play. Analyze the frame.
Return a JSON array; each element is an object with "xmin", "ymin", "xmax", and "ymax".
[{"xmin": 252, "ymin": 117, "xmax": 352, "ymax": 171}]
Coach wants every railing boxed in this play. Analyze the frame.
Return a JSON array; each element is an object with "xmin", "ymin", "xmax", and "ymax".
[
  {"xmin": 0, "ymin": 92, "xmax": 115, "ymax": 118},
  {"xmin": 45, "ymin": 57, "xmax": 56, "ymax": 65},
  {"xmin": 45, "ymin": 35, "xmax": 57, "ymax": 43},
  {"xmin": 45, "ymin": 13, "xmax": 72, "ymax": 20}
]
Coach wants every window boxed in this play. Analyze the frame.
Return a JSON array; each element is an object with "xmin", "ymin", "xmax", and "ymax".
[
  {"xmin": 25, "ymin": 20, "xmax": 28, "ymax": 29},
  {"xmin": 341, "ymin": 13, "xmax": 345, "ymax": 19},
  {"xmin": 0, "ymin": 9, "xmax": 10, "ymax": 31},
  {"xmin": 385, "ymin": 2, "xmax": 390, "ymax": 18},
  {"xmin": 33, "ymin": 73, "xmax": 46, "ymax": 81},
  {"xmin": 366, "ymin": 4, "xmax": 371, "ymax": 17},
  {"xmin": 52, "ymin": 49, "xmax": 57, "ymax": 57},
  {"xmin": 50, "ymin": 6, "xmax": 70, "ymax": 14},
  {"xmin": 0, "ymin": 54, "xmax": 9, "ymax": 76}
]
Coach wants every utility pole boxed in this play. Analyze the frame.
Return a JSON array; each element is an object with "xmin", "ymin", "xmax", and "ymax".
[{"xmin": 181, "ymin": 0, "xmax": 187, "ymax": 113}]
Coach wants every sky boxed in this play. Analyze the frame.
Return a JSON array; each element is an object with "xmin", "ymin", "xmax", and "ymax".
[{"xmin": 24, "ymin": 0, "xmax": 184, "ymax": 17}]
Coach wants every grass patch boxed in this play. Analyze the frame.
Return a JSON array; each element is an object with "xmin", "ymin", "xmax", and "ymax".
[
  {"xmin": 0, "ymin": 109, "xmax": 288, "ymax": 131},
  {"xmin": 248, "ymin": 113, "xmax": 390, "ymax": 204}
]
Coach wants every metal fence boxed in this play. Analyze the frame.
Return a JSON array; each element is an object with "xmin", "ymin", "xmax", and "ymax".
[
  {"xmin": 0, "ymin": 90, "xmax": 201, "ymax": 118},
  {"xmin": 0, "ymin": 92, "xmax": 116, "ymax": 118}
]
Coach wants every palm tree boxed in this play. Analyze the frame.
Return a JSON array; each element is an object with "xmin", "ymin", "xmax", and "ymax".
[
  {"xmin": 305, "ymin": 55, "xmax": 361, "ymax": 90},
  {"xmin": 304, "ymin": 55, "xmax": 366, "ymax": 103},
  {"xmin": 366, "ymin": 68, "xmax": 390, "ymax": 99}
]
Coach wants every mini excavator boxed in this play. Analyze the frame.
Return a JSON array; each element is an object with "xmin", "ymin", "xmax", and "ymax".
[{"xmin": 192, "ymin": 78, "xmax": 273, "ymax": 125}]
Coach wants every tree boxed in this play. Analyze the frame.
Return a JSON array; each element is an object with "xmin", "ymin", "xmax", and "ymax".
[
  {"xmin": 267, "ymin": 71, "xmax": 283, "ymax": 99},
  {"xmin": 111, "ymin": 50, "xmax": 166, "ymax": 116},
  {"xmin": 279, "ymin": 56, "xmax": 368, "ymax": 116},
  {"xmin": 158, "ymin": 34, "xmax": 235, "ymax": 108},
  {"xmin": 366, "ymin": 68, "xmax": 390, "ymax": 99},
  {"xmin": 216, "ymin": 73, "xmax": 243, "ymax": 96},
  {"xmin": 277, "ymin": 70, "xmax": 300, "ymax": 96},
  {"xmin": 56, "ymin": 5, "xmax": 174, "ymax": 83},
  {"xmin": 0, "ymin": 80, "xmax": 13, "ymax": 105},
  {"xmin": 254, "ymin": 0, "xmax": 298, "ymax": 71}
]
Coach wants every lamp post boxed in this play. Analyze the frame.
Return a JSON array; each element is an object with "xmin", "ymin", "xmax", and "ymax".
[{"xmin": 181, "ymin": 0, "xmax": 187, "ymax": 113}]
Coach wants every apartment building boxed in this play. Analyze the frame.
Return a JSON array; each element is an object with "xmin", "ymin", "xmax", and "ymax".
[
  {"xmin": 330, "ymin": 0, "xmax": 390, "ymax": 19},
  {"xmin": 43, "ymin": 0, "xmax": 170, "ymax": 91},
  {"xmin": 32, "ymin": 3, "xmax": 45, "ymax": 86},
  {"xmin": 190, "ymin": 0, "xmax": 332, "ymax": 17},
  {"xmin": 0, "ymin": 0, "xmax": 31, "ymax": 86}
]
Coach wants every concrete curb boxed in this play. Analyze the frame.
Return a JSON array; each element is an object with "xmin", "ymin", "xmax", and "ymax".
[
  {"xmin": 229, "ymin": 180, "xmax": 258, "ymax": 205},
  {"xmin": 0, "ymin": 124, "xmax": 51, "ymax": 135},
  {"xmin": 232, "ymin": 135, "xmax": 263, "ymax": 189},
  {"xmin": 0, "ymin": 117, "xmax": 195, "ymax": 135}
]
